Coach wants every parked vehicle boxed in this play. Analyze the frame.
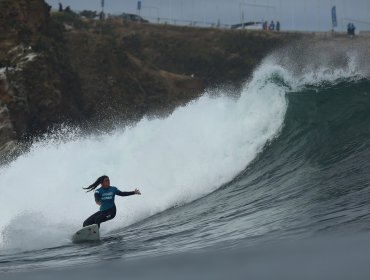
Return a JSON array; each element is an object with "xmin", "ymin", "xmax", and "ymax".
[{"xmin": 120, "ymin": 13, "xmax": 148, "ymax": 23}]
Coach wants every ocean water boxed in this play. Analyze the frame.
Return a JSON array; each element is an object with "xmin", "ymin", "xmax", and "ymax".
[{"xmin": 1, "ymin": 41, "xmax": 370, "ymax": 279}]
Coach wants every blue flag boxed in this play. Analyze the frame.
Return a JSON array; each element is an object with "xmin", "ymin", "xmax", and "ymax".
[
  {"xmin": 137, "ymin": 1, "xmax": 141, "ymax": 10},
  {"xmin": 331, "ymin": 6, "xmax": 337, "ymax": 28}
]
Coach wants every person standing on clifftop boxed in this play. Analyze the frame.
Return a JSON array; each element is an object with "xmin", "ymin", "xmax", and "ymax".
[
  {"xmin": 269, "ymin": 21, "xmax": 275, "ymax": 31},
  {"xmin": 276, "ymin": 21, "xmax": 280, "ymax": 31},
  {"xmin": 263, "ymin": 21, "xmax": 268, "ymax": 31},
  {"xmin": 347, "ymin": 23, "xmax": 355, "ymax": 37},
  {"xmin": 58, "ymin": 2, "xmax": 63, "ymax": 12}
]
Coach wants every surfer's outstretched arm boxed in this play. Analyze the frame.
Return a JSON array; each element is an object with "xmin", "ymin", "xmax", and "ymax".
[{"xmin": 116, "ymin": 188, "xmax": 141, "ymax": 196}]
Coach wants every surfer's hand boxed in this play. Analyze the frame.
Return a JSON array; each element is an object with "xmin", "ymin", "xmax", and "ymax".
[{"xmin": 134, "ymin": 188, "xmax": 141, "ymax": 195}]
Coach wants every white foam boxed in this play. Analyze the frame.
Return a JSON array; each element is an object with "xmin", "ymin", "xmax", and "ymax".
[
  {"xmin": 269, "ymin": 46, "xmax": 366, "ymax": 89},
  {"xmin": 0, "ymin": 67, "xmax": 6, "ymax": 79},
  {"xmin": 1, "ymin": 212, "xmax": 72, "ymax": 251},
  {"xmin": 0, "ymin": 61, "xmax": 289, "ymax": 252}
]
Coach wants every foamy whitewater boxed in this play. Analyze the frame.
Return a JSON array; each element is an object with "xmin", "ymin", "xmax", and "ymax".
[
  {"xmin": 0, "ymin": 60, "xmax": 290, "ymax": 252},
  {"xmin": 0, "ymin": 43, "xmax": 368, "ymax": 276}
]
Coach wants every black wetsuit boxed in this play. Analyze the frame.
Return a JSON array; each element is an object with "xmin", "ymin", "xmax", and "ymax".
[{"xmin": 83, "ymin": 186, "xmax": 135, "ymax": 227}]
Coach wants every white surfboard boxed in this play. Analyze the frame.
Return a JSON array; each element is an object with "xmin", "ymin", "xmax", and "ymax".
[{"xmin": 72, "ymin": 224, "xmax": 100, "ymax": 243}]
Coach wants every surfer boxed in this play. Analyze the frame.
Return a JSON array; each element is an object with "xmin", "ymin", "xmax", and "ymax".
[{"xmin": 82, "ymin": 175, "xmax": 141, "ymax": 228}]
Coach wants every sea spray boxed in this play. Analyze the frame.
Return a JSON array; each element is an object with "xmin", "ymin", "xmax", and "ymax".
[{"xmin": 0, "ymin": 62, "xmax": 289, "ymax": 251}]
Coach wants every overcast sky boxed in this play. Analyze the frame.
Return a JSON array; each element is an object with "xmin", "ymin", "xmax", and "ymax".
[{"xmin": 46, "ymin": 0, "xmax": 370, "ymax": 32}]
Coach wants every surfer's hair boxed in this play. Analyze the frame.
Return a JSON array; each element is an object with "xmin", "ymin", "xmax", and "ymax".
[{"xmin": 83, "ymin": 175, "xmax": 109, "ymax": 192}]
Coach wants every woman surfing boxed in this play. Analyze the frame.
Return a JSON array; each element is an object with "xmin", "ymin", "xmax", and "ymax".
[{"xmin": 82, "ymin": 175, "xmax": 141, "ymax": 228}]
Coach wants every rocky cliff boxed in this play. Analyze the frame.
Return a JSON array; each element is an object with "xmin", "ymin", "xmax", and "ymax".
[{"xmin": 0, "ymin": 0, "xmax": 301, "ymax": 162}]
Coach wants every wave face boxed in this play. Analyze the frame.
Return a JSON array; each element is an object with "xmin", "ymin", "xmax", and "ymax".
[{"xmin": 1, "ymin": 41, "xmax": 370, "ymax": 274}]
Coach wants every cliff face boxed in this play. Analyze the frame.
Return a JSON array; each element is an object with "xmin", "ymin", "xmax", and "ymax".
[
  {"xmin": 0, "ymin": 0, "xmax": 84, "ymax": 160},
  {"xmin": 0, "ymin": 0, "xmax": 50, "ymax": 38},
  {"xmin": 0, "ymin": 0, "xmax": 49, "ymax": 157},
  {"xmin": 0, "ymin": 0, "xmax": 301, "ymax": 162}
]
